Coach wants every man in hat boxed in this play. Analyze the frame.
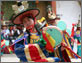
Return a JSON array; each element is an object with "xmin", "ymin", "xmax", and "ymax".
[
  {"xmin": 11, "ymin": 8, "xmax": 60, "ymax": 62},
  {"xmin": 11, "ymin": 1, "xmax": 60, "ymax": 62},
  {"xmin": 12, "ymin": 8, "xmax": 41, "ymax": 44},
  {"xmin": 47, "ymin": 5, "xmax": 60, "ymax": 26}
]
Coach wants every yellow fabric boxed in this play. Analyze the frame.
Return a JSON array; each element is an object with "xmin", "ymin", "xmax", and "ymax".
[
  {"xmin": 7, "ymin": 47, "xmax": 11, "ymax": 52},
  {"xmin": 76, "ymin": 31, "xmax": 80, "ymax": 35},
  {"xmin": 24, "ymin": 45, "xmax": 32, "ymax": 61},
  {"xmin": 62, "ymin": 38, "xmax": 71, "ymax": 57},
  {"xmin": 34, "ymin": 44, "xmax": 46, "ymax": 59},
  {"xmin": 54, "ymin": 52, "xmax": 58, "ymax": 57},
  {"xmin": 63, "ymin": 34, "xmax": 74, "ymax": 58},
  {"xmin": 65, "ymin": 35, "xmax": 71, "ymax": 48},
  {"xmin": 46, "ymin": 57, "xmax": 55, "ymax": 62},
  {"xmin": 28, "ymin": 61, "xmax": 34, "ymax": 62},
  {"xmin": 46, "ymin": 32, "xmax": 55, "ymax": 48},
  {"xmin": 1, "ymin": 40, "xmax": 6, "ymax": 45},
  {"xmin": 18, "ymin": 33, "xmax": 40, "ymax": 44},
  {"xmin": 56, "ymin": 48, "xmax": 60, "ymax": 58},
  {"xmin": 24, "ymin": 44, "xmax": 46, "ymax": 61},
  {"xmin": 17, "ymin": 33, "xmax": 24, "ymax": 39},
  {"xmin": 65, "ymin": 35, "xmax": 75, "ymax": 58},
  {"xmin": 30, "ymin": 34, "xmax": 40, "ymax": 44},
  {"xmin": 54, "ymin": 49, "xmax": 59, "ymax": 57}
]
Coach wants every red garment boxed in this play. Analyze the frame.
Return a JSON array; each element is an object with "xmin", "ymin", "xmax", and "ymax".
[
  {"xmin": 61, "ymin": 47, "xmax": 71, "ymax": 62},
  {"xmin": 29, "ymin": 44, "xmax": 41, "ymax": 61},
  {"xmin": 35, "ymin": 59, "xmax": 48, "ymax": 62},
  {"xmin": 1, "ymin": 39, "xmax": 5, "ymax": 48},
  {"xmin": 71, "ymin": 26, "xmax": 74, "ymax": 37},
  {"xmin": 26, "ymin": 44, "xmax": 49, "ymax": 62},
  {"xmin": 42, "ymin": 31, "xmax": 54, "ymax": 52},
  {"xmin": 3, "ymin": 47, "xmax": 10, "ymax": 54}
]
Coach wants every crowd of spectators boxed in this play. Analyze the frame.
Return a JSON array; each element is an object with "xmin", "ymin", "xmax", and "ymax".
[{"xmin": 1, "ymin": 25, "xmax": 24, "ymax": 45}]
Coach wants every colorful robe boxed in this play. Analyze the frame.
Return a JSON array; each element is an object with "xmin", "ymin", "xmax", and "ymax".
[{"xmin": 13, "ymin": 32, "xmax": 60, "ymax": 62}]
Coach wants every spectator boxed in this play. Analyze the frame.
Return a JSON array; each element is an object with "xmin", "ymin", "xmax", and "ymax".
[
  {"xmin": 1, "ymin": 25, "xmax": 10, "ymax": 40},
  {"xmin": 11, "ymin": 25, "xmax": 20, "ymax": 41},
  {"xmin": 8, "ymin": 26, "xmax": 14, "ymax": 44}
]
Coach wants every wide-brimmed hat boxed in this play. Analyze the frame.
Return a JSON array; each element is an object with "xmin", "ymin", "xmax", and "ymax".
[
  {"xmin": 11, "ymin": 1, "xmax": 40, "ymax": 25},
  {"xmin": 48, "ymin": 17, "xmax": 60, "ymax": 24},
  {"xmin": 12, "ymin": 8, "xmax": 40, "ymax": 25}
]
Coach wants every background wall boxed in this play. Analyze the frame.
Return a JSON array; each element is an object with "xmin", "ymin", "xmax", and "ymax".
[
  {"xmin": 1, "ymin": 1, "xmax": 81, "ymax": 31},
  {"xmin": 56, "ymin": 1, "xmax": 81, "ymax": 30},
  {"xmin": 1, "ymin": 1, "xmax": 36, "ymax": 20},
  {"xmin": 1, "ymin": 1, "xmax": 15, "ymax": 20}
]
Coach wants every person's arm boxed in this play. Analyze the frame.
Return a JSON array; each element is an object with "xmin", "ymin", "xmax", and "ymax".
[
  {"xmin": 11, "ymin": 30, "xmax": 14, "ymax": 35},
  {"xmin": 7, "ymin": 29, "xmax": 10, "ymax": 36},
  {"xmin": 17, "ymin": 30, "xmax": 20, "ymax": 35}
]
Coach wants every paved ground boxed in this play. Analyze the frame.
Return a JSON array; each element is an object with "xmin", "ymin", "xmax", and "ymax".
[
  {"xmin": 71, "ymin": 58, "xmax": 81, "ymax": 62},
  {"xmin": 1, "ymin": 54, "xmax": 81, "ymax": 62},
  {"xmin": 1, "ymin": 54, "xmax": 20, "ymax": 62}
]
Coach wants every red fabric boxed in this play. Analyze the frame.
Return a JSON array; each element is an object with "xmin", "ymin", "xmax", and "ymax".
[
  {"xmin": 10, "ymin": 45, "xmax": 14, "ymax": 51},
  {"xmin": 1, "ymin": 39, "xmax": 4, "ymax": 42},
  {"xmin": 42, "ymin": 32, "xmax": 54, "ymax": 52},
  {"xmin": 71, "ymin": 26, "xmax": 74, "ymax": 37},
  {"xmin": 61, "ymin": 42, "xmax": 81, "ymax": 59},
  {"xmin": 64, "ymin": 31, "xmax": 77, "ymax": 44},
  {"xmin": 61, "ymin": 49, "xmax": 71, "ymax": 62},
  {"xmin": 28, "ymin": 44, "xmax": 41, "ymax": 61},
  {"xmin": 3, "ymin": 47, "xmax": 10, "ymax": 54},
  {"xmin": 72, "ymin": 23, "xmax": 76, "ymax": 26},
  {"xmin": 1, "ymin": 39, "xmax": 5, "ymax": 48},
  {"xmin": 77, "ymin": 40, "xmax": 80, "ymax": 44},
  {"xmin": 1, "ymin": 49, "xmax": 4, "ymax": 52},
  {"xmin": 1, "ymin": 44, "xmax": 5, "ymax": 48},
  {"xmin": 35, "ymin": 59, "xmax": 48, "ymax": 62},
  {"xmin": 9, "ymin": 45, "xmax": 14, "ymax": 53}
]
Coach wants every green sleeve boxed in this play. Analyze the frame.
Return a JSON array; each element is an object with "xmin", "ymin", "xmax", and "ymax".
[{"xmin": 35, "ymin": 34, "xmax": 47, "ymax": 47}]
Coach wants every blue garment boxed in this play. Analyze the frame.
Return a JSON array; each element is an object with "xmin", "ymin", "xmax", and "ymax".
[
  {"xmin": 77, "ymin": 45, "xmax": 81, "ymax": 56},
  {"xmin": 14, "ymin": 32, "xmax": 60, "ymax": 62}
]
